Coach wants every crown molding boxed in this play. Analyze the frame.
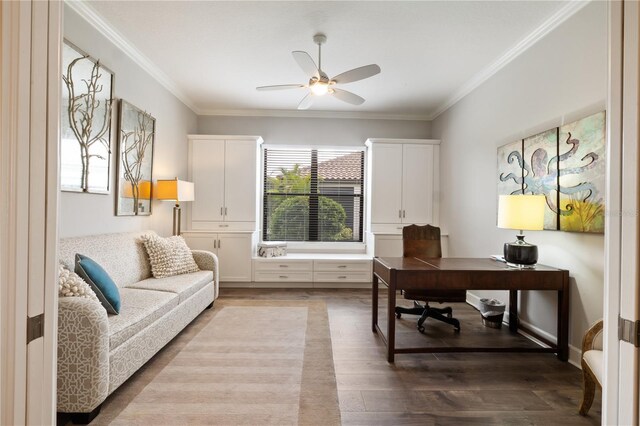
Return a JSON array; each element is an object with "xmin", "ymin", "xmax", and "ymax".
[
  {"xmin": 197, "ymin": 108, "xmax": 431, "ymax": 121},
  {"xmin": 428, "ymin": 0, "xmax": 591, "ymax": 121},
  {"xmin": 65, "ymin": 0, "xmax": 200, "ymax": 114}
]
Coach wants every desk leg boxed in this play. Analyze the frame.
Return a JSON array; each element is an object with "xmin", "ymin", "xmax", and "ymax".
[
  {"xmin": 372, "ymin": 274, "xmax": 378, "ymax": 333},
  {"xmin": 387, "ymin": 274, "xmax": 396, "ymax": 363},
  {"xmin": 557, "ymin": 272, "xmax": 570, "ymax": 361},
  {"xmin": 509, "ymin": 290, "xmax": 518, "ymax": 333}
]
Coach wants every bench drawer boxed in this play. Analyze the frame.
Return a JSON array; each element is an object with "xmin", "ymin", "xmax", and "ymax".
[
  {"xmin": 254, "ymin": 271, "xmax": 313, "ymax": 282},
  {"xmin": 314, "ymin": 260, "xmax": 372, "ymax": 272},
  {"xmin": 313, "ymin": 271, "xmax": 372, "ymax": 283},
  {"xmin": 253, "ymin": 260, "xmax": 313, "ymax": 272}
]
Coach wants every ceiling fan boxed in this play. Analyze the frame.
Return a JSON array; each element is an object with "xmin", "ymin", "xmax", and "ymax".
[{"xmin": 256, "ymin": 33, "xmax": 381, "ymax": 110}]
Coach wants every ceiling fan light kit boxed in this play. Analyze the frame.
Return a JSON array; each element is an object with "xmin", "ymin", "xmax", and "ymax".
[{"xmin": 257, "ymin": 33, "xmax": 381, "ymax": 110}]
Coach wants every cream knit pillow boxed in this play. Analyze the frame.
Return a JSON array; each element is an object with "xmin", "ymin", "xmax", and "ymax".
[
  {"xmin": 58, "ymin": 264, "xmax": 100, "ymax": 303},
  {"xmin": 141, "ymin": 234, "xmax": 199, "ymax": 278}
]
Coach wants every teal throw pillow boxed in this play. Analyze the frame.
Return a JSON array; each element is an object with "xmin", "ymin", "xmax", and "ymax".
[{"xmin": 75, "ymin": 254, "xmax": 121, "ymax": 314}]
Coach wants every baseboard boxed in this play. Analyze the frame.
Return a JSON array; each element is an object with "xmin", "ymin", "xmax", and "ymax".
[
  {"xmin": 466, "ymin": 292, "xmax": 581, "ymax": 368},
  {"xmin": 220, "ymin": 281, "xmax": 371, "ymax": 289}
]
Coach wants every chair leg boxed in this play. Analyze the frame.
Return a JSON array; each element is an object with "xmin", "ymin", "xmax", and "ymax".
[
  {"xmin": 417, "ymin": 308, "xmax": 461, "ymax": 333},
  {"xmin": 579, "ymin": 361, "xmax": 597, "ymax": 416},
  {"xmin": 395, "ymin": 305, "xmax": 425, "ymax": 318}
]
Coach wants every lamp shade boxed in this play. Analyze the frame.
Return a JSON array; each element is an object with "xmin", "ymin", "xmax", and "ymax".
[
  {"xmin": 497, "ymin": 195, "xmax": 545, "ymax": 231},
  {"xmin": 156, "ymin": 179, "xmax": 194, "ymax": 202}
]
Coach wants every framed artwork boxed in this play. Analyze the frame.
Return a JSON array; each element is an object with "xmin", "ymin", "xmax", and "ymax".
[
  {"xmin": 116, "ymin": 100, "xmax": 155, "ymax": 216},
  {"xmin": 496, "ymin": 111, "xmax": 606, "ymax": 233},
  {"xmin": 523, "ymin": 128, "xmax": 559, "ymax": 230},
  {"xmin": 558, "ymin": 111, "xmax": 606, "ymax": 233},
  {"xmin": 61, "ymin": 40, "xmax": 114, "ymax": 193}
]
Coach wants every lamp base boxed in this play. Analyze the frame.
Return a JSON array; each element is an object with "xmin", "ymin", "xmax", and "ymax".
[{"xmin": 503, "ymin": 235, "xmax": 538, "ymax": 266}]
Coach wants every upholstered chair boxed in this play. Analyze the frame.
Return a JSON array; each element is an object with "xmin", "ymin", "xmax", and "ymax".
[{"xmin": 578, "ymin": 319, "xmax": 603, "ymax": 416}]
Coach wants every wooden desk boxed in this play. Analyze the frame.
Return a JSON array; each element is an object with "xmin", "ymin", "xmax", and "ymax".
[{"xmin": 372, "ymin": 257, "xmax": 570, "ymax": 362}]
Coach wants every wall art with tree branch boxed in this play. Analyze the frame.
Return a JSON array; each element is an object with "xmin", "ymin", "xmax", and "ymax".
[
  {"xmin": 61, "ymin": 40, "xmax": 114, "ymax": 193},
  {"xmin": 116, "ymin": 100, "xmax": 155, "ymax": 216}
]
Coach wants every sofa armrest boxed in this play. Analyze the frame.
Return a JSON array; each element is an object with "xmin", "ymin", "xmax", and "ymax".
[
  {"xmin": 582, "ymin": 319, "xmax": 604, "ymax": 354},
  {"xmin": 192, "ymin": 250, "xmax": 218, "ymax": 280},
  {"xmin": 57, "ymin": 297, "xmax": 110, "ymax": 413}
]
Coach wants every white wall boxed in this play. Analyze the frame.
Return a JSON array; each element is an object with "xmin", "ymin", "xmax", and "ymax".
[
  {"xmin": 197, "ymin": 115, "xmax": 431, "ymax": 146},
  {"xmin": 431, "ymin": 2, "xmax": 607, "ymax": 363},
  {"xmin": 60, "ymin": 6, "xmax": 197, "ymax": 238}
]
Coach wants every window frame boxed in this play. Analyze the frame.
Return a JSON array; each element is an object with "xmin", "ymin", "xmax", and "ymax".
[{"xmin": 261, "ymin": 145, "xmax": 366, "ymax": 246}]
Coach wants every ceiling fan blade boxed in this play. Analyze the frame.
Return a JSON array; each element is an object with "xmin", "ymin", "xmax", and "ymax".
[
  {"xmin": 256, "ymin": 84, "xmax": 306, "ymax": 91},
  {"xmin": 332, "ymin": 64, "xmax": 381, "ymax": 85},
  {"xmin": 292, "ymin": 51, "xmax": 319, "ymax": 78},
  {"xmin": 297, "ymin": 93, "xmax": 315, "ymax": 110},
  {"xmin": 331, "ymin": 88, "xmax": 365, "ymax": 105}
]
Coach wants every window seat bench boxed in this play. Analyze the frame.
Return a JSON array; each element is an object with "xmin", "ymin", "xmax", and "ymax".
[{"xmin": 241, "ymin": 253, "xmax": 373, "ymax": 288}]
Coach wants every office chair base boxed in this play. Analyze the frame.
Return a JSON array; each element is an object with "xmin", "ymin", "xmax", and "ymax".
[
  {"xmin": 417, "ymin": 309, "xmax": 461, "ymax": 333},
  {"xmin": 395, "ymin": 302, "xmax": 460, "ymax": 332},
  {"xmin": 395, "ymin": 301, "xmax": 453, "ymax": 319}
]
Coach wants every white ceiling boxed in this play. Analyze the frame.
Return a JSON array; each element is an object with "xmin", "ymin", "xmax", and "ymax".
[{"xmin": 83, "ymin": 0, "xmax": 579, "ymax": 119}]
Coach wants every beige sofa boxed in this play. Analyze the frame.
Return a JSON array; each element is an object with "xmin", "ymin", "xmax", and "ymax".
[{"xmin": 57, "ymin": 231, "xmax": 218, "ymax": 423}]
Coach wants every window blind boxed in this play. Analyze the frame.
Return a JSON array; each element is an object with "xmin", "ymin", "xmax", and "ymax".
[{"xmin": 263, "ymin": 148, "xmax": 364, "ymax": 242}]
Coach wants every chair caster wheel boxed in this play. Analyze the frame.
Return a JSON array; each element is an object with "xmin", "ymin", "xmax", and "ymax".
[
  {"xmin": 418, "ymin": 325, "xmax": 425, "ymax": 334},
  {"xmin": 396, "ymin": 312, "xmax": 402, "ymax": 319}
]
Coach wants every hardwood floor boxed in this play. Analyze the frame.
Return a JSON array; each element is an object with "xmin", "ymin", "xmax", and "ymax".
[
  {"xmin": 59, "ymin": 288, "xmax": 601, "ymax": 425},
  {"xmin": 222, "ymin": 288, "xmax": 601, "ymax": 425}
]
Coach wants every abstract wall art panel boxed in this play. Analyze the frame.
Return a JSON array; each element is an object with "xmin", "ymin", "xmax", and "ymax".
[
  {"xmin": 116, "ymin": 100, "xmax": 155, "ymax": 216},
  {"xmin": 497, "ymin": 140, "xmax": 524, "ymax": 196},
  {"xmin": 558, "ymin": 111, "xmax": 606, "ymax": 233},
  {"xmin": 61, "ymin": 40, "xmax": 114, "ymax": 193},
  {"xmin": 496, "ymin": 110, "xmax": 605, "ymax": 234},
  {"xmin": 523, "ymin": 128, "xmax": 559, "ymax": 230}
]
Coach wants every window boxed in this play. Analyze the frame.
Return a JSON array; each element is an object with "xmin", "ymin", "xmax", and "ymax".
[{"xmin": 263, "ymin": 148, "xmax": 364, "ymax": 243}]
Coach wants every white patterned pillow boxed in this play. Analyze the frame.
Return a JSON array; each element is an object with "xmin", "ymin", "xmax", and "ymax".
[
  {"xmin": 140, "ymin": 234, "xmax": 200, "ymax": 278},
  {"xmin": 58, "ymin": 264, "xmax": 100, "ymax": 302}
]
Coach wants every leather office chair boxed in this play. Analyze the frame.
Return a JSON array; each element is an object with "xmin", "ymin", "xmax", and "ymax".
[{"xmin": 394, "ymin": 224, "xmax": 466, "ymax": 332}]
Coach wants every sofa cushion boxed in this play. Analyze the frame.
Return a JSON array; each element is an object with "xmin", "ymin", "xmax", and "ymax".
[
  {"xmin": 583, "ymin": 349, "xmax": 603, "ymax": 384},
  {"xmin": 108, "ymin": 288, "xmax": 179, "ymax": 351},
  {"xmin": 126, "ymin": 270, "xmax": 213, "ymax": 304},
  {"xmin": 140, "ymin": 234, "xmax": 199, "ymax": 278},
  {"xmin": 59, "ymin": 231, "xmax": 152, "ymax": 288},
  {"xmin": 76, "ymin": 254, "xmax": 122, "ymax": 314},
  {"xmin": 58, "ymin": 264, "xmax": 99, "ymax": 303}
]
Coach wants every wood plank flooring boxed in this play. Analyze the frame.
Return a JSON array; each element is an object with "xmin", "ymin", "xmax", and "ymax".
[
  {"xmin": 223, "ymin": 288, "xmax": 602, "ymax": 426},
  {"xmin": 60, "ymin": 288, "xmax": 601, "ymax": 425}
]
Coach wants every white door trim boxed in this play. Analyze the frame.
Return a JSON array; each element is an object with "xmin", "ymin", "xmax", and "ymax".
[{"xmin": 0, "ymin": 1, "xmax": 61, "ymax": 424}]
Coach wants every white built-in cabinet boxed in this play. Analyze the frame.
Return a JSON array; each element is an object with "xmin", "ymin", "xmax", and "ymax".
[
  {"xmin": 188, "ymin": 135, "xmax": 262, "ymax": 230},
  {"xmin": 185, "ymin": 135, "xmax": 262, "ymax": 282},
  {"xmin": 366, "ymin": 138, "xmax": 440, "ymax": 233},
  {"xmin": 366, "ymin": 138, "xmax": 441, "ymax": 256},
  {"xmin": 182, "ymin": 232, "xmax": 254, "ymax": 282}
]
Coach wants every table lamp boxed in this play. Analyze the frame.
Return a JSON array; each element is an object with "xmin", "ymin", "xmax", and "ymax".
[
  {"xmin": 497, "ymin": 194, "xmax": 545, "ymax": 267},
  {"xmin": 156, "ymin": 178, "xmax": 195, "ymax": 235}
]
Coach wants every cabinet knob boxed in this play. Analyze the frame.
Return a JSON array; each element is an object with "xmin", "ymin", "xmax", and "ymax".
[
  {"xmin": 279, "ymin": 275, "xmax": 288, "ymax": 279},
  {"xmin": 337, "ymin": 265, "xmax": 347, "ymax": 268}
]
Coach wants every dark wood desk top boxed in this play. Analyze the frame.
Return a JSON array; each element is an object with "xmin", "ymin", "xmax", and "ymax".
[
  {"xmin": 375, "ymin": 257, "xmax": 564, "ymax": 272},
  {"xmin": 373, "ymin": 257, "xmax": 568, "ymax": 291}
]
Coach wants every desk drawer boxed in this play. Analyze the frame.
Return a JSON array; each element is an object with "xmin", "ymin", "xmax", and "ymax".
[
  {"xmin": 313, "ymin": 271, "xmax": 371, "ymax": 283},
  {"xmin": 314, "ymin": 260, "xmax": 371, "ymax": 272},
  {"xmin": 253, "ymin": 260, "xmax": 313, "ymax": 272},
  {"xmin": 254, "ymin": 271, "xmax": 313, "ymax": 282}
]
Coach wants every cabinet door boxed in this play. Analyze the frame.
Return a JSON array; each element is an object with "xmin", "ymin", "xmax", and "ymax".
[
  {"xmin": 223, "ymin": 140, "xmax": 257, "ymax": 222},
  {"xmin": 191, "ymin": 140, "xmax": 225, "ymax": 222},
  {"xmin": 217, "ymin": 233, "xmax": 252, "ymax": 281},
  {"xmin": 370, "ymin": 144, "xmax": 403, "ymax": 224},
  {"xmin": 181, "ymin": 233, "xmax": 218, "ymax": 253},
  {"xmin": 402, "ymin": 144, "xmax": 433, "ymax": 224}
]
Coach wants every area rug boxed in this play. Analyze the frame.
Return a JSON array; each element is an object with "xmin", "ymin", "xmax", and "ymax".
[{"xmin": 104, "ymin": 299, "xmax": 341, "ymax": 425}]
